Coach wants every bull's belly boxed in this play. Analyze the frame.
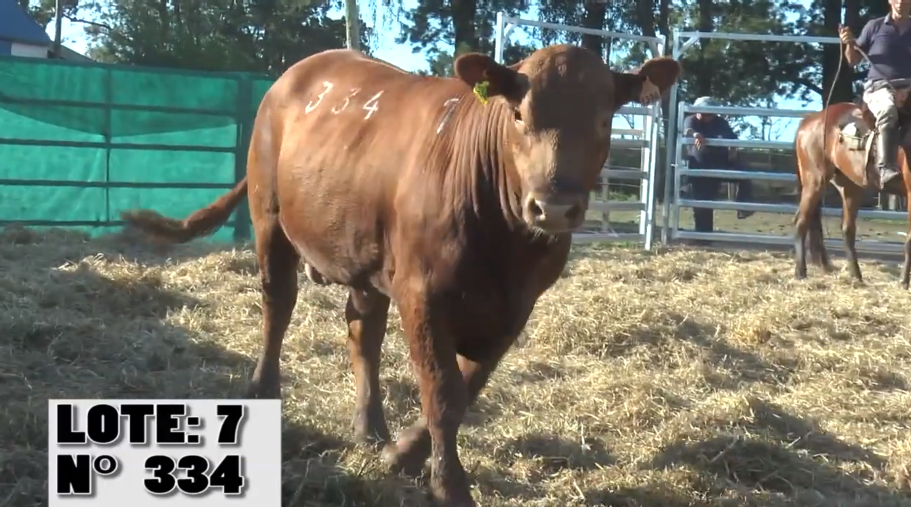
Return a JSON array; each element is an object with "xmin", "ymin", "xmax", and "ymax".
[{"xmin": 277, "ymin": 205, "xmax": 384, "ymax": 288}]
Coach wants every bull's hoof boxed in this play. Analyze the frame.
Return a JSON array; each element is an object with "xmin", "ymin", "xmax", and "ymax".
[
  {"xmin": 352, "ymin": 410, "xmax": 391, "ymax": 447},
  {"xmin": 430, "ymin": 475, "xmax": 477, "ymax": 507},
  {"xmin": 382, "ymin": 443, "xmax": 427, "ymax": 478},
  {"xmin": 245, "ymin": 376, "xmax": 281, "ymax": 399}
]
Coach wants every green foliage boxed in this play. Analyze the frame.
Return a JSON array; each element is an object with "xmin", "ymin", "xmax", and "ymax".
[
  {"xmin": 20, "ymin": 0, "xmax": 360, "ymax": 76},
  {"xmin": 395, "ymin": 0, "xmax": 534, "ymax": 75}
]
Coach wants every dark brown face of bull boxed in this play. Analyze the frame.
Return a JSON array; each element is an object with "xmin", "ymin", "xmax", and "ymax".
[
  {"xmin": 455, "ymin": 47, "xmax": 616, "ymax": 235},
  {"xmin": 507, "ymin": 52, "xmax": 615, "ymax": 235},
  {"xmin": 455, "ymin": 45, "xmax": 681, "ymax": 235}
]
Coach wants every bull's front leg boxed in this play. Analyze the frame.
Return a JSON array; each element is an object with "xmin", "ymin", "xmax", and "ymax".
[
  {"xmin": 395, "ymin": 291, "xmax": 475, "ymax": 507},
  {"xmin": 382, "ymin": 353, "xmax": 507, "ymax": 478}
]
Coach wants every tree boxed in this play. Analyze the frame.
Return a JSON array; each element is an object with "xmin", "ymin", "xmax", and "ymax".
[
  {"xmin": 397, "ymin": 0, "xmax": 534, "ymax": 76},
  {"xmin": 75, "ymin": 0, "xmax": 365, "ymax": 76},
  {"xmin": 345, "ymin": 0, "xmax": 360, "ymax": 50}
]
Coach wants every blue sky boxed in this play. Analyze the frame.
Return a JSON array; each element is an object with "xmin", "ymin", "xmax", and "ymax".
[{"xmin": 49, "ymin": 0, "xmax": 822, "ymax": 141}]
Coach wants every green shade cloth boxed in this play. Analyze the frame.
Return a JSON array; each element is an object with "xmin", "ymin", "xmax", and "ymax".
[{"xmin": 0, "ymin": 56, "xmax": 274, "ymax": 241}]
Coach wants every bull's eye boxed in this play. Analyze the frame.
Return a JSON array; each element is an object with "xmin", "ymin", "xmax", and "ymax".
[{"xmin": 513, "ymin": 108, "xmax": 524, "ymax": 125}]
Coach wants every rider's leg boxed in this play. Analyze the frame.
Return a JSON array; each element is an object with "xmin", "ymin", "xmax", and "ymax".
[{"xmin": 862, "ymin": 85, "xmax": 900, "ymax": 188}]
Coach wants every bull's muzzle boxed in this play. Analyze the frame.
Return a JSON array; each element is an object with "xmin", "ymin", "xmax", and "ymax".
[{"xmin": 522, "ymin": 192, "xmax": 587, "ymax": 234}]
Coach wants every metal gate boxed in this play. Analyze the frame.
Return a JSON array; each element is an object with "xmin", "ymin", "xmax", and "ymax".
[{"xmin": 662, "ymin": 30, "xmax": 908, "ymax": 254}]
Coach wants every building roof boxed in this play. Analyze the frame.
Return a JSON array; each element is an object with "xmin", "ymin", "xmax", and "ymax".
[{"xmin": 0, "ymin": 0, "xmax": 52, "ymax": 46}]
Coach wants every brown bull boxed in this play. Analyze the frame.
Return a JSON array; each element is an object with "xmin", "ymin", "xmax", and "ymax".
[
  {"xmin": 793, "ymin": 87, "xmax": 911, "ymax": 289},
  {"xmin": 122, "ymin": 45, "xmax": 681, "ymax": 506}
]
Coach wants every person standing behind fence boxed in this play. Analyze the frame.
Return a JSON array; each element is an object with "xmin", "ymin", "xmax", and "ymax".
[{"xmin": 682, "ymin": 96, "xmax": 754, "ymax": 235}]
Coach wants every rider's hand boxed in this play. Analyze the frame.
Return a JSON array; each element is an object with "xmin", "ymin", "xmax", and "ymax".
[
  {"xmin": 838, "ymin": 26, "xmax": 856, "ymax": 46},
  {"xmin": 694, "ymin": 132, "xmax": 706, "ymax": 149}
]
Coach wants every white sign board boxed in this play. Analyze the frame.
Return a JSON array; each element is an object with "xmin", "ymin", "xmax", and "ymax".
[{"xmin": 48, "ymin": 399, "xmax": 281, "ymax": 506}]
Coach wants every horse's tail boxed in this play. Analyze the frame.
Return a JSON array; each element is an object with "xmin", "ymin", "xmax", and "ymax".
[
  {"xmin": 120, "ymin": 176, "xmax": 249, "ymax": 244},
  {"xmin": 805, "ymin": 189, "xmax": 828, "ymax": 267}
]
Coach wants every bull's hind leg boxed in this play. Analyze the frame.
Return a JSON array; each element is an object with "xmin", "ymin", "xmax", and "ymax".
[
  {"xmin": 834, "ymin": 175, "xmax": 864, "ymax": 282},
  {"xmin": 248, "ymin": 220, "xmax": 300, "ymax": 399},
  {"xmin": 346, "ymin": 288, "xmax": 392, "ymax": 444}
]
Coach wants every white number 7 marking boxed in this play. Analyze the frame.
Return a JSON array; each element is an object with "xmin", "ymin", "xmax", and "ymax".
[
  {"xmin": 363, "ymin": 91, "xmax": 383, "ymax": 119},
  {"xmin": 305, "ymin": 81, "xmax": 333, "ymax": 114},
  {"xmin": 332, "ymin": 88, "xmax": 361, "ymax": 114},
  {"xmin": 437, "ymin": 97, "xmax": 461, "ymax": 134}
]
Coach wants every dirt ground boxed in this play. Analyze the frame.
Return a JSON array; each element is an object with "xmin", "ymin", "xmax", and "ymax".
[{"xmin": 1, "ymin": 226, "xmax": 909, "ymax": 507}]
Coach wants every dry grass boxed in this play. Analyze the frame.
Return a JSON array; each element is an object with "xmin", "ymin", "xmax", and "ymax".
[{"xmin": 1, "ymin": 224, "xmax": 910, "ymax": 507}]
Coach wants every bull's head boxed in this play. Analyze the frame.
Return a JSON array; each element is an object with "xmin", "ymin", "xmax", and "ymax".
[{"xmin": 455, "ymin": 45, "xmax": 681, "ymax": 234}]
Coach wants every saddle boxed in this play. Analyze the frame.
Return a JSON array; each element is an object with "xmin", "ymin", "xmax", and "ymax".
[{"xmin": 836, "ymin": 86, "xmax": 911, "ymax": 187}]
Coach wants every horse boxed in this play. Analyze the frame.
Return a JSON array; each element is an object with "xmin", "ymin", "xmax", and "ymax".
[{"xmin": 792, "ymin": 85, "xmax": 911, "ymax": 289}]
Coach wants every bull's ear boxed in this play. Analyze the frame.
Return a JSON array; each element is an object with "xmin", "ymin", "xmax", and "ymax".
[
  {"xmin": 454, "ymin": 53, "xmax": 529, "ymax": 103},
  {"xmin": 613, "ymin": 56, "xmax": 682, "ymax": 107}
]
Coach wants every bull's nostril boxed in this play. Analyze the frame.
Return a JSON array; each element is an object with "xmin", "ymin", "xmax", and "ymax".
[
  {"xmin": 527, "ymin": 199, "xmax": 545, "ymax": 219},
  {"xmin": 564, "ymin": 204, "xmax": 582, "ymax": 222}
]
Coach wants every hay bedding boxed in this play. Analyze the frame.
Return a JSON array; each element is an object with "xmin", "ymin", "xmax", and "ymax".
[{"xmin": 0, "ymin": 224, "xmax": 909, "ymax": 507}]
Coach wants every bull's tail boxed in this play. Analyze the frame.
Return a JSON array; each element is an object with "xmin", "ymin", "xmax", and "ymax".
[{"xmin": 121, "ymin": 176, "xmax": 249, "ymax": 244}]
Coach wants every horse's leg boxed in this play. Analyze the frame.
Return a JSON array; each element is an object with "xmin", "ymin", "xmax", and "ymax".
[
  {"xmin": 794, "ymin": 159, "xmax": 825, "ymax": 279},
  {"xmin": 903, "ymin": 214, "xmax": 911, "ymax": 290},
  {"xmin": 346, "ymin": 287, "xmax": 392, "ymax": 444},
  {"xmin": 836, "ymin": 177, "xmax": 864, "ymax": 282},
  {"xmin": 901, "ymin": 147, "xmax": 911, "ymax": 290}
]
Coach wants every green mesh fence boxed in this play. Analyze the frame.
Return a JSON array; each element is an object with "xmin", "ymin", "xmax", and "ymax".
[{"xmin": 0, "ymin": 56, "xmax": 274, "ymax": 241}]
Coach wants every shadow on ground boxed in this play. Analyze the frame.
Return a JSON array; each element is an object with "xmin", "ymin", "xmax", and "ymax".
[{"xmin": 645, "ymin": 398, "xmax": 908, "ymax": 507}]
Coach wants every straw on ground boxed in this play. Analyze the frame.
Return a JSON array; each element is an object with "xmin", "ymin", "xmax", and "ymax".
[{"xmin": 1, "ymin": 225, "xmax": 909, "ymax": 506}]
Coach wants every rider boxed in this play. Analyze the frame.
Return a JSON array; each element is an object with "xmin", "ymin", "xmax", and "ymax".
[{"xmin": 839, "ymin": 0, "xmax": 911, "ymax": 189}]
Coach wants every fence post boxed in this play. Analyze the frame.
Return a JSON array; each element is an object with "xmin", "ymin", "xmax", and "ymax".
[{"xmin": 233, "ymin": 73, "xmax": 253, "ymax": 242}]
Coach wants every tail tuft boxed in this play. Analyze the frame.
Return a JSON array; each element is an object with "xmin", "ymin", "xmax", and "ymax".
[{"xmin": 121, "ymin": 176, "xmax": 248, "ymax": 244}]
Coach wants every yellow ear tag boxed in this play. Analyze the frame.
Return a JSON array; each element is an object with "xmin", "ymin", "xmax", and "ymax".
[{"xmin": 473, "ymin": 80, "xmax": 490, "ymax": 104}]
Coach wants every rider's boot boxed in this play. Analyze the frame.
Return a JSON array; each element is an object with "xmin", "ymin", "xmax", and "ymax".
[{"xmin": 875, "ymin": 124, "xmax": 901, "ymax": 190}]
